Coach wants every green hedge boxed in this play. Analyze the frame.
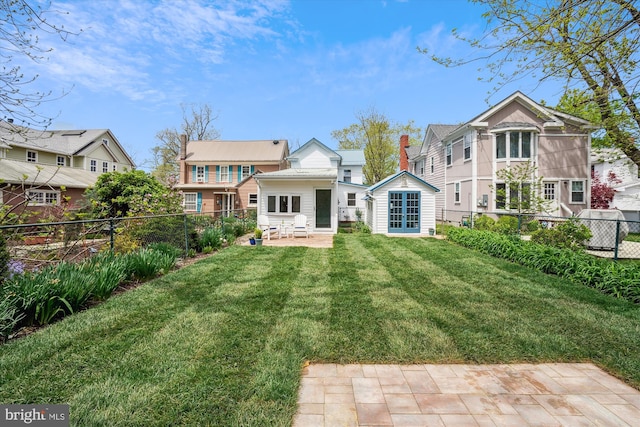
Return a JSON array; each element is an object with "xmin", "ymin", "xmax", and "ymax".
[{"xmin": 446, "ymin": 227, "xmax": 640, "ymax": 304}]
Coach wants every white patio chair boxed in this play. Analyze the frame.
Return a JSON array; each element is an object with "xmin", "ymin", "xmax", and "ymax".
[
  {"xmin": 292, "ymin": 214, "xmax": 310, "ymax": 238},
  {"xmin": 257, "ymin": 215, "xmax": 280, "ymax": 240}
]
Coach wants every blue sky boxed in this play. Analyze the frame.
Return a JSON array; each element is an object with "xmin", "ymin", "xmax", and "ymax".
[{"xmin": 23, "ymin": 0, "xmax": 566, "ymax": 170}]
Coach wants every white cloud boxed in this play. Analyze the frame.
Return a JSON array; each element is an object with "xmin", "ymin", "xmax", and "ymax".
[{"xmin": 28, "ymin": 0, "xmax": 293, "ymax": 102}]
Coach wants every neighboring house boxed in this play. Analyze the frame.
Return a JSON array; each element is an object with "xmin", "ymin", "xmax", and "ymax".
[
  {"xmin": 175, "ymin": 136, "xmax": 289, "ymax": 215},
  {"xmin": 405, "ymin": 91, "xmax": 593, "ymax": 223},
  {"xmin": 254, "ymin": 138, "xmax": 366, "ymax": 233},
  {"xmin": 0, "ymin": 120, "xmax": 135, "ymax": 216},
  {"xmin": 406, "ymin": 125, "xmax": 459, "ymax": 218},
  {"xmin": 335, "ymin": 149, "xmax": 366, "ymax": 222},
  {"xmin": 591, "ymin": 147, "xmax": 640, "ymax": 221},
  {"xmin": 364, "ymin": 170, "xmax": 439, "ymax": 235}
]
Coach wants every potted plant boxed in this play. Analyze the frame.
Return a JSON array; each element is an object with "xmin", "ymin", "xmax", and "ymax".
[{"xmin": 254, "ymin": 228, "xmax": 263, "ymax": 246}]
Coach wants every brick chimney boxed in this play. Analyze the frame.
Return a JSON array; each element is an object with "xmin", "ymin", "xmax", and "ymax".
[
  {"xmin": 179, "ymin": 134, "xmax": 187, "ymax": 160},
  {"xmin": 399, "ymin": 134, "xmax": 409, "ymax": 171}
]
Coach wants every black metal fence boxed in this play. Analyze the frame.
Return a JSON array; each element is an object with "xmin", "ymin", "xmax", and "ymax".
[
  {"xmin": 0, "ymin": 209, "xmax": 257, "ymax": 274},
  {"xmin": 439, "ymin": 209, "xmax": 640, "ymax": 261}
]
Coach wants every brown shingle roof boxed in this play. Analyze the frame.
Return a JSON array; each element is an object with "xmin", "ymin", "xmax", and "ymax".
[{"xmin": 185, "ymin": 139, "xmax": 289, "ymax": 163}]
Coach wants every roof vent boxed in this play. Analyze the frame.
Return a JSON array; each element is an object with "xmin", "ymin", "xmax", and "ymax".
[{"xmin": 273, "ymin": 140, "xmax": 279, "ymax": 144}]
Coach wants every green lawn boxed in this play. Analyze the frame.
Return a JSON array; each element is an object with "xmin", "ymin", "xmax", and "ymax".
[{"xmin": 1, "ymin": 234, "xmax": 640, "ymax": 426}]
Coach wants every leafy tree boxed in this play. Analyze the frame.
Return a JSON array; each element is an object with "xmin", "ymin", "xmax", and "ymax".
[
  {"xmin": 555, "ymin": 89, "xmax": 637, "ymax": 150},
  {"xmin": 0, "ymin": 1, "xmax": 79, "ymax": 128},
  {"xmin": 331, "ymin": 107, "xmax": 422, "ymax": 184},
  {"xmin": 84, "ymin": 170, "xmax": 182, "ymax": 218},
  {"xmin": 151, "ymin": 103, "xmax": 221, "ymax": 185},
  {"xmin": 591, "ymin": 170, "xmax": 621, "ymax": 209},
  {"xmin": 492, "ymin": 161, "xmax": 551, "ymax": 214},
  {"xmin": 423, "ymin": 0, "xmax": 640, "ymax": 168}
]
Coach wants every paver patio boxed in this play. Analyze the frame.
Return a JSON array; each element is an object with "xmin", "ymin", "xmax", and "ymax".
[
  {"xmin": 294, "ymin": 363, "xmax": 640, "ymax": 426},
  {"xmin": 242, "ymin": 233, "xmax": 334, "ymax": 248}
]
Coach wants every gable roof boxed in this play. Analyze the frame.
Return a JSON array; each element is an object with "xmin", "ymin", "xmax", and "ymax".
[
  {"xmin": 414, "ymin": 124, "xmax": 459, "ymax": 158},
  {"xmin": 0, "ymin": 121, "xmax": 135, "ymax": 166},
  {"xmin": 467, "ymin": 91, "xmax": 592, "ymax": 130},
  {"xmin": 185, "ymin": 139, "xmax": 289, "ymax": 163},
  {"xmin": 335, "ymin": 149, "xmax": 365, "ymax": 166},
  {"xmin": 405, "ymin": 146, "xmax": 421, "ymax": 160},
  {"xmin": 287, "ymin": 138, "xmax": 340, "ymax": 161},
  {"xmin": 367, "ymin": 170, "xmax": 440, "ymax": 193}
]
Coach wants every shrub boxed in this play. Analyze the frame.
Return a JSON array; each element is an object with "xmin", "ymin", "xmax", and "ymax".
[
  {"xmin": 494, "ymin": 215, "xmax": 519, "ymax": 234},
  {"xmin": 525, "ymin": 219, "xmax": 540, "ymax": 233},
  {"xmin": 112, "ymin": 232, "xmax": 141, "ymax": 254},
  {"xmin": 531, "ymin": 217, "xmax": 592, "ymax": 251},
  {"xmin": 472, "ymin": 215, "xmax": 495, "ymax": 231}
]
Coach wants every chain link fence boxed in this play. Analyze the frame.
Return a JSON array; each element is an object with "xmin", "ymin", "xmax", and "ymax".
[
  {"xmin": 439, "ymin": 209, "xmax": 640, "ymax": 261},
  {"xmin": 0, "ymin": 209, "xmax": 257, "ymax": 274}
]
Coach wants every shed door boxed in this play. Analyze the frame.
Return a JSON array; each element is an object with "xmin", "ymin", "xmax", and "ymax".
[{"xmin": 388, "ymin": 191, "xmax": 420, "ymax": 233}]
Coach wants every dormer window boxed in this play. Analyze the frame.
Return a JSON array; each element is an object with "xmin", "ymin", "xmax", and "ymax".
[
  {"xmin": 57, "ymin": 155, "xmax": 65, "ymax": 166},
  {"xmin": 27, "ymin": 150, "xmax": 37, "ymax": 163},
  {"xmin": 343, "ymin": 169, "xmax": 351, "ymax": 183}
]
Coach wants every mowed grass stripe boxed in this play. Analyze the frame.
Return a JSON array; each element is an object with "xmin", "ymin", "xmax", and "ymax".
[
  {"xmin": 372, "ymin": 236, "xmax": 640, "ymax": 372},
  {"xmin": 232, "ymin": 247, "xmax": 331, "ymax": 426},
  {"xmin": 1, "ymin": 235, "xmax": 640, "ymax": 426}
]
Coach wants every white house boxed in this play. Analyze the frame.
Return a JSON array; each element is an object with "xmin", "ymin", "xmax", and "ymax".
[
  {"xmin": 592, "ymin": 147, "xmax": 640, "ymax": 221},
  {"xmin": 254, "ymin": 138, "xmax": 366, "ymax": 234},
  {"xmin": 364, "ymin": 170, "xmax": 440, "ymax": 235}
]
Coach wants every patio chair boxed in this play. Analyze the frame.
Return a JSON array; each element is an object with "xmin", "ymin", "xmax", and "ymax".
[
  {"xmin": 292, "ymin": 214, "xmax": 310, "ymax": 238},
  {"xmin": 257, "ymin": 215, "xmax": 280, "ymax": 240}
]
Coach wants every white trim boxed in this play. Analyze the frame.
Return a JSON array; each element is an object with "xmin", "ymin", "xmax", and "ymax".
[
  {"xmin": 570, "ymin": 180, "xmax": 586, "ymax": 204},
  {"xmin": 26, "ymin": 150, "xmax": 38, "ymax": 163},
  {"xmin": 27, "ymin": 189, "xmax": 60, "ymax": 206},
  {"xmin": 183, "ymin": 192, "xmax": 198, "ymax": 211}
]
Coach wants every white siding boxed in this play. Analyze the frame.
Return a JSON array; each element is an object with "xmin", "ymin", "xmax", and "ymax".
[
  {"xmin": 298, "ymin": 148, "xmax": 334, "ymax": 168},
  {"xmin": 258, "ymin": 179, "xmax": 337, "ymax": 232},
  {"xmin": 338, "ymin": 165, "xmax": 364, "ymax": 184},
  {"xmin": 368, "ymin": 174, "xmax": 437, "ymax": 235},
  {"xmin": 337, "ymin": 184, "xmax": 367, "ymax": 222}
]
